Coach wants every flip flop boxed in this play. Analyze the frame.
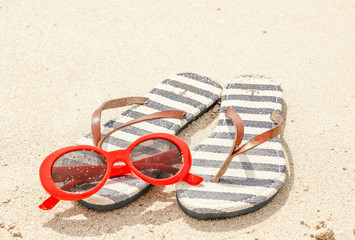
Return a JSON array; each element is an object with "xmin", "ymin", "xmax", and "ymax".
[
  {"xmin": 176, "ymin": 76, "xmax": 285, "ymax": 219},
  {"xmin": 75, "ymin": 73, "xmax": 222, "ymax": 211}
]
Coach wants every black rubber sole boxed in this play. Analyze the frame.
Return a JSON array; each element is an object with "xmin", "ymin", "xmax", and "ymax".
[
  {"xmin": 77, "ymin": 99, "xmax": 219, "ymax": 211},
  {"xmin": 176, "ymin": 190, "xmax": 279, "ymax": 219},
  {"xmin": 77, "ymin": 184, "xmax": 152, "ymax": 211}
]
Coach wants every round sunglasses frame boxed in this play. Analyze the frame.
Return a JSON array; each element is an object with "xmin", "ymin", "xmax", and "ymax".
[{"xmin": 40, "ymin": 133, "xmax": 193, "ymax": 201}]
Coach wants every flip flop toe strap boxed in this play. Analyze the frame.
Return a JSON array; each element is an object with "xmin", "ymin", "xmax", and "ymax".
[
  {"xmin": 214, "ymin": 107, "xmax": 284, "ymax": 182},
  {"xmin": 91, "ymin": 96, "xmax": 186, "ymax": 148},
  {"xmin": 92, "ymin": 97, "xmax": 149, "ymax": 147}
]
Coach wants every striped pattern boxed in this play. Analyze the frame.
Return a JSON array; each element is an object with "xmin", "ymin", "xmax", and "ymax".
[
  {"xmin": 75, "ymin": 73, "xmax": 222, "ymax": 210},
  {"xmin": 176, "ymin": 77, "xmax": 286, "ymax": 219}
]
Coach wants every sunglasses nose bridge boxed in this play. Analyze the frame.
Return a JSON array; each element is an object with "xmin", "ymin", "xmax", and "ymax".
[{"xmin": 107, "ymin": 150, "xmax": 128, "ymax": 164}]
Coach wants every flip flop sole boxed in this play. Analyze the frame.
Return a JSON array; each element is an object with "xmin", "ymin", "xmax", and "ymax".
[
  {"xmin": 75, "ymin": 73, "xmax": 222, "ymax": 210},
  {"xmin": 176, "ymin": 76, "xmax": 286, "ymax": 219},
  {"xmin": 177, "ymin": 190, "xmax": 279, "ymax": 219},
  {"xmin": 77, "ymin": 99, "xmax": 219, "ymax": 211}
]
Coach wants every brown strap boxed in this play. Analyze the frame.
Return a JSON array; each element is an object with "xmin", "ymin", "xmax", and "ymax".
[
  {"xmin": 97, "ymin": 110, "xmax": 185, "ymax": 148},
  {"xmin": 225, "ymin": 107, "xmax": 245, "ymax": 154},
  {"xmin": 214, "ymin": 108, "xmax": 284, "ymax": 182},
  {"xmin": 91, "ymin": 97, "xmax": 149, "ymax": 147}
]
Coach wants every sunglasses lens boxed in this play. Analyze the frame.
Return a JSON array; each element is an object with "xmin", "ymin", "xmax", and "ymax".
[
  {"xmin": 130, "ymin": 138, "xmax": 183, "ymax": 179},
  {"xmin": 51, "ymin": 150, "xmax": 107, "ymax": 193}
]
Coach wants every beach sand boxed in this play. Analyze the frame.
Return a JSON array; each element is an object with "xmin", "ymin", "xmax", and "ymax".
[{"xmin": 0, "ymin": 0, "xmax": 354, "ymax": 239}]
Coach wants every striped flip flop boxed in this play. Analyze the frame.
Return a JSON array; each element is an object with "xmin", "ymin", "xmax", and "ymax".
[
  {"xmin": 176, "ymin": 76, "xmax": 286, "ymax": 219},
  {"xmin": 75, "ymin": 73, "xmax": 222, "ymax": 211}
]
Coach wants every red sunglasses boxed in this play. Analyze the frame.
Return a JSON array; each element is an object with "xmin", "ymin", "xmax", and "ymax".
[{"xmin": 39, "ymin": 97, "xmax": 203, "ymax": 210}]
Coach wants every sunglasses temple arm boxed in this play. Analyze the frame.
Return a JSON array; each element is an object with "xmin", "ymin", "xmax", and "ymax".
[
  {"xmin": 39, "ymin": 196, "xmax": 60, "ymax": 210},
  {"xmin": 39, "ymin": 178, "xmax": 97, "ymax": 210},
  {"xmin": 110, "ymin": 164, "xmax": 203, "ymax": 185},
  {"xmin": 109, "ymin": 148, "xmax": 182, "ymax": 177},
  {"xmin": 52, "ymin": 148, "xmax": 181, "ymax": 179},
  {"xmin": 110, "ymin": 165, "xmax": 131, "ymax": 177},
  {"xmin": 51, "ymin": 149, "xmax": 188, "ymax": 179},
  {"xmin": 182, "ymin": 173, "xmax": 203, "ymax": 185},
  {"xmin": 38, "ymin": 175, "xmax": 201, "ymax": 211},
  {"xmin": 110, "ymin": 163, "xmax": 178, "ymax": 177}
]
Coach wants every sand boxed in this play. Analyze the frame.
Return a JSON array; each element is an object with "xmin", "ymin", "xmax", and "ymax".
[{"xmin": 0, "ymin": 0, "xmax": 354, "ymax": 239}]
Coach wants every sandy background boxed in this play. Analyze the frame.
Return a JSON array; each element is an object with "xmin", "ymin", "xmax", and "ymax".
[{"xmin": 0, "ymin": 0, "xmax": 354, "ymax": 239}]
